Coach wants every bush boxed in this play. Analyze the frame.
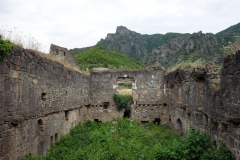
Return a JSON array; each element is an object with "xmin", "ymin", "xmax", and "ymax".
[
  {"xmin": 113, "ymin": 93, "xmax": 132, "ymax": 112},
  {"xmin": 21, "ymin": 120, "xmax": 235, "ymax": 160},
  {"xmin": 0, "ymin": 35, "xmax": 14, "ymax": 60}
]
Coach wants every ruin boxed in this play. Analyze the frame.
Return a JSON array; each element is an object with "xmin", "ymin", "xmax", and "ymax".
[{"xmin": 0, "ymin": 45, "xmax": 240, "ymax": 160}]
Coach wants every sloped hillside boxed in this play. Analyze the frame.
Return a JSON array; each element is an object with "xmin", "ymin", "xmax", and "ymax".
[
  {"xmin": 75, "ymin": 46, "xmax": 146, "ymax": 71},
  {"xmin": 70, "ymin": 23, "xmax": 240, "ymax": 68}
]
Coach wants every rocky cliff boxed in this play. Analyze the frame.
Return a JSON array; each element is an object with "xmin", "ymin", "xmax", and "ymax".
[{"xmin": 70, "ymin": 23, "xmax": 240, "ymax": 68}]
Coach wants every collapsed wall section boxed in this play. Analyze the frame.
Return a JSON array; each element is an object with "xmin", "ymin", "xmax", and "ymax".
[
  {"xmin": 0, "ymin": 48, "xmax": 89, "ymax": 160},
  {"xmin": 165, "ymin": 51, "xmax": 240, "ymax": 159}
]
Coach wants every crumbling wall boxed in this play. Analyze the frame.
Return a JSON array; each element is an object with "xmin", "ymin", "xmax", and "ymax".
[
  {"xmin": 1, "ymin": 46, "xmax": 240, "ymax": 159},
  {"xmin": 49, "ymin": 44, "xmax": 79, "ymax": 69},
  {"xmin": 165, "ymin": 51, "xmax": 240, "ymax": 159},
  {"xmin": 88, "ymin": 68, "xmax": 167, "ymax": 123},
  {"xmin": 0, "ymin": 47, "xmax": 89, "ymax": 160}
]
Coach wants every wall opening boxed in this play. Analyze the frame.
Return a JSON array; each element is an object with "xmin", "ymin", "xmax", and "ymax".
[
  {"xmin": 41, "ymin": 93, "xmax": 47, "ymax": 101},
  {"xmin": 212, "ymin": 122, "xmax": 218, "ymax": 131},
  {"xmin": 177, "ymin": 119, "xmax": 182, "ymax": 129},
  {"xmin": 169, "ymin": 115, "xmax": 171, "ymax": 122},
  {"xmin": 195, "ymin": 74, "xmax": 205, "ymax": 83},
  {"xmin": 204, "ymin": 114, "xmax": 208, "ymax": 126},
  {"xmin": 222, "ymin": 123, "xmax": 228, "ymax": 134},
  {"xmin": 63, "ymin": 52, "xmax": 65, "ymax": 56},
  {"xmin": 50, "ymin": 136, "xmax": 53, "ymax": 144},
  {"xmin": 65, "ymin": 111, "xmax": 69, "ymax": 121},
  {"xmin": 55, "ymin": 133, "xmax": 58, "ymax": 142},
  {"xmin": 195, "ymin": 114, "xmax": 199, "ymax": 123},
  {"xmin": 153, "ymin": 118, "xmax": 161, "ymax": 125},
  {"xmin": 103, "ymin": 102, "xmax": 110, "ymax": 109},
  {"xmin": 94, "ymin": 119, "xmax": 101, "ymax": 122},
  {"xmin": 118, "ymin": 83, "xmax": 133, "ymax": 96},
  {"xmin": 187, "ymin": 113, "xmax": 191, "ymax": 121},
  {"xmin": 38, "ymin": 119, "xmax": 43, "ymax": 133},
  {"xmin": 124, "ymin": 110, "xmax": 131, "ymax": 118}
]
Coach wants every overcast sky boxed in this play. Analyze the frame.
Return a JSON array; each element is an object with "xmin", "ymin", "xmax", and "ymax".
[{"xmin": 0, "ymin": 0, "xmax": 240, "ymax": 53}]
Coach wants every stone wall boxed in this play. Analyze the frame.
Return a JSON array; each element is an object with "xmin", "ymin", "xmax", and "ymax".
[
  {"xmin": 1, "ymin": 47, "xmax": 240, "ymax": 159},
  {"xmin": 49, "ymin": 44, "xmax": 79, "ymax": 69},
  {"xmin": 0, "ymin": 47, "xmax": 89, "ymax": 159},
  {"xmin": 165, "ymin": 51, "xmax": 240, "ymax": 159}
]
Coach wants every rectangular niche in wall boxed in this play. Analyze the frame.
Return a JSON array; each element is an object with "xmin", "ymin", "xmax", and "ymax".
[
  {"xmin": 65, "ymin": 111, "xmax": 69, "ymax": 121},
  {"xmin": 55, "ymin": 133, "xmax": 58, "ymax": 141},
  {"xmin": 103, "ymin": 102, "xmax": 110, "ymax": 109},
  {"xmin": 50, "ymin": 136, "xmax": 53, "ymax": 144},
  {"xmin": 204, "ymin": 114, "xmax": 208, "ymax": 126},
  {"xmin": 212, "ymin": 122, "xmax": 218, "ymax": 131},
  {"xmin": 222, "ymin": 123, "xmax": 228, "ymax": 134}
]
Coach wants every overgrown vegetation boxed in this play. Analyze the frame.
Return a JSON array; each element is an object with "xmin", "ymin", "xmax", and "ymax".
[
  {"xmin": 222, "ymin": 33, "xmax": 240, "ymax": 55},
  {"xmin": 75, "ymin": 46, "xmax": 146, "ymax": 72},
  {"xmin": 22, "ymin": 119, "xmax": 235, "ymax": 160},
  {"xmin": 0, "ymin": 35, "xmax": 14, "ymax": 60},
  {"xmin": 167, "ymin": 58, "xmax": 207, "ymax": 73},
  {"xmin": 113, "ymin": 94, "xmax": 132, "ymax": 113},
  {"xmin": 119, "ymin": 83, "xmax": 132, "ymax": 89},
  {"xmin": 0, "ymin": 26, "xmax": 47, "ymax": 53}
]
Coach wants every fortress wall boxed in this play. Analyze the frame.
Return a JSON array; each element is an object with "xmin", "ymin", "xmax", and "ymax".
[
  {"xmin": 165, "ymin": 51, "xmax": 240, "ymax": 159},
  {"xmin": 1, "ymin": 46, "xmax": 240, "ymax": 159},
  {"xmin": 0, "ymin": 48, "xmax": 89, "ymax": 160},
  {"xmin": 88, "ymin": 68, "xmax": 167, "ymax": 124}
]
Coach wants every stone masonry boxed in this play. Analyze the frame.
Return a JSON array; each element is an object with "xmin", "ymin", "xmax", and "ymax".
[{"xmin": 0, "ymin": 47, "xmax": 240, "ymax": 159}]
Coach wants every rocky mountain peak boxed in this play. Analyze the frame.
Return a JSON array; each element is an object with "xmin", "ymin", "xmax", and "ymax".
[{"xmin": 116, "ymin": 26, "xmax": 131, "ymax": 34}]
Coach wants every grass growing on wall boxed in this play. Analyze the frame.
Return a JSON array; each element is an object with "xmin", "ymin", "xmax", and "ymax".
[{"xmin": 22, "ymin": 119, "xmax": 235, "ymax": 160}]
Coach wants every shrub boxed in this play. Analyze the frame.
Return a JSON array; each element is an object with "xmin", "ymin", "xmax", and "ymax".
[
  {"xmin": 0, "ymin": 35, "xmax": 14, "ymax": 60},
  {"xmin": 113, "ymin": 93, "xmax": 132, "ymax": 112}
]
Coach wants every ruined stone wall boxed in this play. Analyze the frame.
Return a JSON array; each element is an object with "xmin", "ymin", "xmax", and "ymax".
[
  {"xmin": 1, "ymin": 46, "xmax": 240, "ymax": 159},
  {"xmin": 0, "ymin": 48, "xmax": 89, "ymax": 160},
  {"xmin": 49, "ymin": 44, "xmax": 79, "ymax": 68},
  {"xmin": 88, "ymin": 68, "xmax": 168, "ymax": 124},
  {"xmin": 165, "ymin": 51, "xmax": 240, "ymax": 159}
]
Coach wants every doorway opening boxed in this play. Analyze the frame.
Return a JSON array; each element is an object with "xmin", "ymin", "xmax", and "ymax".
[{"xmin": 153, "ymin": 118, "xmax": 161, "ymax": 125}]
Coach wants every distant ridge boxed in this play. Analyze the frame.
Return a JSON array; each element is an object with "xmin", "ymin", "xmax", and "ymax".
[{"xmin": 70, "ymin": 22, "xmax": 240, "ymax": 68}]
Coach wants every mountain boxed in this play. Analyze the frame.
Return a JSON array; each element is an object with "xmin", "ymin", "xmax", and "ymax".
[
  {"xmin": 143, "ymin": 31, "xmax": 227, "ymax": 68},
  {"xmin": 70, "ymin": 23, "xmax": 240, "ymax": 68},
  {"xmin": 75, "ymin": 46, "xmax": 146, "ymax": 72},
  {"xmin": 97, "ymin": 26, "xmax": 183, "ymax": 61}
]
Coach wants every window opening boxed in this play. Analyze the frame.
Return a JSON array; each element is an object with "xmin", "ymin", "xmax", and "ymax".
[
  {"xmin": 65, "ymin": 111, "xmax": 69, "ymax": 121},
  {"xmin": 38, "ymin": 119, "xmax": 43, "ymax": 133},
  {"xmin": 222, "ymin": 123, "xmax": 228, "ymax": 134},
  {"xmin": 212, "ymin": 122, "xmax": 218, "ymax": 131},
  {"xmin": 41, "ymin": 93, "xmax": 47, "ymax": 101},
  {"xmin": 55, "ymin": 133, "xmax": 58, "ymax": 141}
]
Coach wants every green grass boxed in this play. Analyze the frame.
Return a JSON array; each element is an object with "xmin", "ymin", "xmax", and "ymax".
[
  {"xmin": 75, "ymin": 46, "xmax": 146, "ymax": 72},
  {"xmin": 23, "ymin": 119, "xmax": 235, "ymax": 160},
  {"xmin": 119, "ymin": 83, "xmax": 132, "ymax": 89}
]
